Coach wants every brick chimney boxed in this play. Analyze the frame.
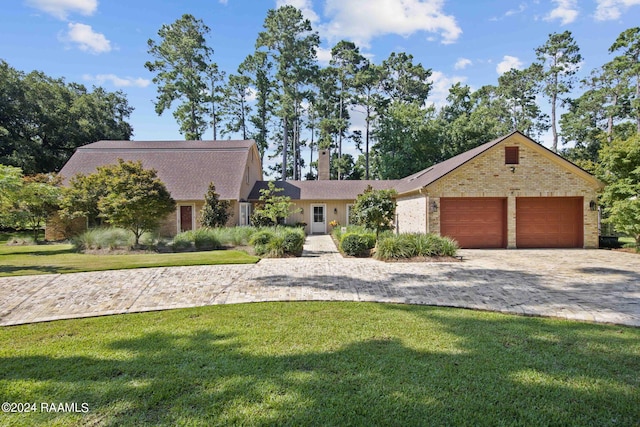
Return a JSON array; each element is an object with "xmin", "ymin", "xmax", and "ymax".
[{"xmin": 318, "ymin": 149, "xmax": 330, "ymax": 180}]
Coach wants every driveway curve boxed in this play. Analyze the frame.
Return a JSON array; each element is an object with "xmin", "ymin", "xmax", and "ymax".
[{"xmin": 1, "ymin": 235, "xmax": 639, "ymax": 326}]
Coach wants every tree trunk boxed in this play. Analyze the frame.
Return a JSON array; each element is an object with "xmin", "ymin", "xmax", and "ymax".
[
  {"xmin": 365, "ymin": 105, "xmax": 370, "ymax": 180},
  {"xmin": 551, "ymin": 90, "xmax": 558, "ymax": 152},
  {"xmin": 281, "ymin": 116, "xmax": 288, "ymax": 181}
]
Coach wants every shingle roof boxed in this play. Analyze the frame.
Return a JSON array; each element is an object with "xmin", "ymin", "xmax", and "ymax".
[
  {"xmin": 59, "ymin": 140, "xmax": 256, "ymax": 200},
  {"xmin": 393, "ymin": 132, "xmax": 513, "ymax": 194},
  {"xmin": 248, "ymin": 180, "xmax": 400, "ymax": 201}
]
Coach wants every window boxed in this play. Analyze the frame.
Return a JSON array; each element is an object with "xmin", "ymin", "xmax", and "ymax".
[
  {"xmin": 346, "ymin": 204, "xmax": 353, "ymax": 225},
  {"xmin": 505, "ymin": 146, "xmax": 519, "ymax": 165}
]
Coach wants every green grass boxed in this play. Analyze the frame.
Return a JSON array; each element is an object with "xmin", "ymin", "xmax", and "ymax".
[
  {"xmin": 0, "ymin": 302, "xmax": 638, "ymax": 426},
  {"xmin": 0, "ymin": 244, "xmax": 259, "ymax": 277}
]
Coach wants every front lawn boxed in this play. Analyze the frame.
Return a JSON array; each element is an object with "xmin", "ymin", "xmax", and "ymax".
[
  {"xmin": 0, "ymin": 243, "xmax": 258, "ymax": 277},
  {"xmin": 1, "ymin": 302, "xmax": 638, "ymax": 426}
]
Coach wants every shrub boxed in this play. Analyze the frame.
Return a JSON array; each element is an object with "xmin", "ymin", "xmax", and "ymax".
[
  {"xmin": 282, "ymin": 228, "xmax": 305, "ymax": 256},
  {"xmin": 438, "ymin": 237, "xmax": 459, "ymax": 257},
  {"xmin": 266, "ymin": 235, "xmax": 286, "ymax": 257},
  {"xmin": 171, "ymin": 231, "xmax": 194, "ymax": 252},
  {"xmin": 193, "ymin": 228, "xmax": 222, "ymax": 250},
  {"xmin": 375, "ymin": 235, "xmax": 415, "ymax": 260},
  {"xmin": 340, "ymin": 233, "xmax": 371, "ymax": 256},
  {"xmin": 249, "ymin": 230, "xmax": 275, "ymax": 246}
]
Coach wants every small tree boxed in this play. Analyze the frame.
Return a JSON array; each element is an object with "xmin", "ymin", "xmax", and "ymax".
[
  {"xmin": 253, "ymin": 181, "xmax": 300, "ymax": 227},
  {"xmin": 14, "ymin": 174, "xmax": 62, "ymax": 242},
  {"xmin": 61, "ymin": 159, "xmax": 176, "ymax": 246},
  {"xmin": 0, "ymin": 165, "xmax": 23, "ymax": 227},
  {"xmin": 599, "ymin": 134, "xmax": 640, "ymax": 248},
  {"xmin": 201, "ymin": 182, "xmax": 230, "ymax": 227},
  {"xmin": 350, "ymin": 186, "xmax": 397, "ymax": 241},
  {"xmin": 97, "ymin": 160, "xmax": 176, "ymax": 246}
]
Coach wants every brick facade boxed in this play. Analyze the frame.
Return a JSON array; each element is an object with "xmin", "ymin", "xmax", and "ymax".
[{"xmin": 396, "ymin": 133, "xmax": 602, "ymax": 248}]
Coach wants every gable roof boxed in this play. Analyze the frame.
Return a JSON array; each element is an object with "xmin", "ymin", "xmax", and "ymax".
[
  {"xmin": 393, "ymin": 133, "xmax": 512, "ymax": 195},
  {"xmin": 248, "ymin": 180, "xmax": 399, "ymax": 201},
  {"xmin": 394, "ymin": 131, "xmax": 603, "ymax": 195},
  {"xmin": 59, "ymin": 140, "xmax": 258, "ymax": 200}
]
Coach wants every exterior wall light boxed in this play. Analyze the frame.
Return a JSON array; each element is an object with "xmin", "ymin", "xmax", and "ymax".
[
  {"xmin": 334, "ymin": 208, "xmax": 338, "ymax": 214},
  {"xmin": 589, "ymin": 200, "xmax": 597, "ymax": 211},
  {"xmin": 510, "ymin": 166, "xmax": 516, "ymax": 173},
  {"xmin": 430, "ymin": 201, "xmax": 438, "ymax": 213}
]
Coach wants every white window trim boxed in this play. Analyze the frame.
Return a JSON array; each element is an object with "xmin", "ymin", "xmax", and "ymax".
[{"xmin": 346, "ymin": 204, "xmax": 354, "ymax": 225}]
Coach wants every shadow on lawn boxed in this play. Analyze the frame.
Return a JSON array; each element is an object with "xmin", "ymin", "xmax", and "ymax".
[
  {"xmin": 0, "ymin": 264, "xmax": 76, "ymax": 275},
  {"xmin": 1, "ymin": 307, "xmax": 639, "ymax": 426}
]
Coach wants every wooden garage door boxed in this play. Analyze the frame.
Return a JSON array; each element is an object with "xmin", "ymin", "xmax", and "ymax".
[
  {"xmin": 516, "ymin": 197, "xmax": 583, "ymax": 248},
  {"xmin": 440, "ymin": 198, "xmax": 507, "ymax": 248}
]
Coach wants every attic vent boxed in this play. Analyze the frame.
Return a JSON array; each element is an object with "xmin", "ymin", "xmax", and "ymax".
[
  {"xmin": 505, "ymin": 146, "xmax": 519, "ymax": 165},
  {"xmin": 409, "ymin": 167, "xmax": 434, "ymax": 181}
]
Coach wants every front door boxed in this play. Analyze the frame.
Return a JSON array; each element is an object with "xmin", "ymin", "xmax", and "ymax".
[
  {"xmin": 310, "ymin": 204, "xmax": 326, "ymax": 234},
  {"xmin": 180, "ymin": 205, "xmax": 193, "ymax": 232}
]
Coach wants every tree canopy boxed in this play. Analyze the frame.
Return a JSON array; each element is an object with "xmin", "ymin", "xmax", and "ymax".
[{"xmin": 0, "ymin": 60, "xmax": 133, "ymax": 174}]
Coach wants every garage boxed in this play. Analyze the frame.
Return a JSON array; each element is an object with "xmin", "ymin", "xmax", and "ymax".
[
  {"xmin": 440, "ymin": 198, "xmax": 507, "ymax": 248},
  {"xmin": 516, "ymin": 197, "xmax": 583, "ymax": 248}
]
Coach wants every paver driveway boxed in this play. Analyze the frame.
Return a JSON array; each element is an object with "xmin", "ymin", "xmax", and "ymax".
[{"xmin": 1, "ymin": 235, "xmax": 639, "ymax": 326}]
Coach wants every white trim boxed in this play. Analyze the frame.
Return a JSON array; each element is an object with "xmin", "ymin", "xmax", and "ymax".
[
  {"xmin": 177, "ymin": 203, "xmax": 196, "ymax": 234},
  {"xmin": 310, "ymin": 203, "xmax": 327, "ymax": 234},
  {"xmin": 346, "ymin": 204, "xmax": 354, "ymax": 225}
]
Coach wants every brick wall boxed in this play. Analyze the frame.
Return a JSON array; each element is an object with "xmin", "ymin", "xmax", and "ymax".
[
  {"xmin": 422, "ymin": 135, "xmax": 601, "ymax": 248},
  {"xmin": 396, "ymin": 193, "xmax": 427, "ymax": 234}
]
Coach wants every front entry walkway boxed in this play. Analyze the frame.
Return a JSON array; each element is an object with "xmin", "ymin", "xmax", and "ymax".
[{"xmin": 1, "ymin": 237, "xmax": 639, "ymax": 327}]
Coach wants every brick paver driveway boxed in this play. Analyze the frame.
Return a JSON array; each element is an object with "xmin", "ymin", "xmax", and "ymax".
[{"xmin": 1, "ymin": 236, "xmax": 638, "ymax": 326}]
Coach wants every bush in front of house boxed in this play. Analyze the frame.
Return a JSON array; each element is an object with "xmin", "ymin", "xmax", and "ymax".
[
  {"xmin": 171, "ymin": 231, "xmax": 194, "ymax": 252},
  {"xmin": 249, "ymin": 227, "xmax": 306, "ymax": 257},
  {"xmin": 375, "ymin": 234, "xmax": 415, "ymax": 259},
  {"xmin": 340, "ymin": 232, "xmax": 373, "ymax": 256},
  {"xmin": 282, "ymin": 227, "xmax": 305, "ymax": 256},
  {"xmin": 375, "ymin": 233, "xmax": 459, "ymax": 260},
  {"xmin": 192, "ymin": 228, "xmax": 223, "ymax": 250}
]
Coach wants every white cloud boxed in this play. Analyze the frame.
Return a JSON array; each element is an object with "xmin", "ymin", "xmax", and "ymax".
[
  {"xmin": 454, "ymin": 57, "xmax": 472, "ymax": 70},
  {"xmin": 321, "ymin": 0, "xmax": 462, "ymax": 48},
  {"xmin": 428, "ymin": 71, "xmax": 467, "ymax": 108},
  {"xmin": 62, "ymin": 22, "xmax": 111, "ymax": 54},
  {"xmin": 316, "ymin": 46, "xmax": 332, "ymax": 65},
  {"xmin": 496, "ymin": 55, "xmax": 523, "ymax": 75},
  {"xmin": 544, "ymin": 0, "xmax": 579, "ymax": 25},
  {"xmin": 276, "ymin": 0, "xmax": 319, "ymax": 22},
  {"xmin": 594, "ymin": 0, "xmax": 640, "ymax": 20},
  {"xmin": 490, "ymin": 3, "xmax": 527, "ymax": 20},
  {"xmin": 25, "ymin": 0, "xmax": 97, "ymax": 20},
  {"xmin": 219, "ymin": 0, "xmax": 228, "ymax": 4},
  {"xmin": 83, "ymin": 74, "xmax": 150, "ymax": 88}
]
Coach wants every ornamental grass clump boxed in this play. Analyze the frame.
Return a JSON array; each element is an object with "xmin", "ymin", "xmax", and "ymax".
[
  {"xmin": 375, "ymin": 233, "xmax": 459, "ymax": 260},
  {"xmin": 192, "ymin": 228, "xmax": 222, "ymax": 251},
  {"xmin": 73, "ymin": 227, "xmax": 134, "ymax": 251},
  {"xmin": 171, "ymin": 231, "xmax": 194, "ymax": 252},
  {"xmin": 375, "ymin": 234, "xmax": 415, "ymax": 260}
]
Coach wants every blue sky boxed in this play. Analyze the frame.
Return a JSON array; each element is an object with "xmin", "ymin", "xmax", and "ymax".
[{"xmin": 2, "ymin": 0, "xmax": 639, "ymax": 166}]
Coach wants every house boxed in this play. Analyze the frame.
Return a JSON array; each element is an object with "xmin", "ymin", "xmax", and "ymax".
[
  {"xmin": 47, "ymin": 140, "xmax": 262, "ymax": 240},
  {"xmin": 49, "ymin": 131, "xmax": 603, "ymax": 248}
]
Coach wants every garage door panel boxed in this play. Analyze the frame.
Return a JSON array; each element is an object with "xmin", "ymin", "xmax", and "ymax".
[
  {"xmin": 440, "ymin": 198, "xmax": 507, "ymax": 249},
  {"xmin": 516, "ymin": 197, "xmax": 583, "ymax": 248}
]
